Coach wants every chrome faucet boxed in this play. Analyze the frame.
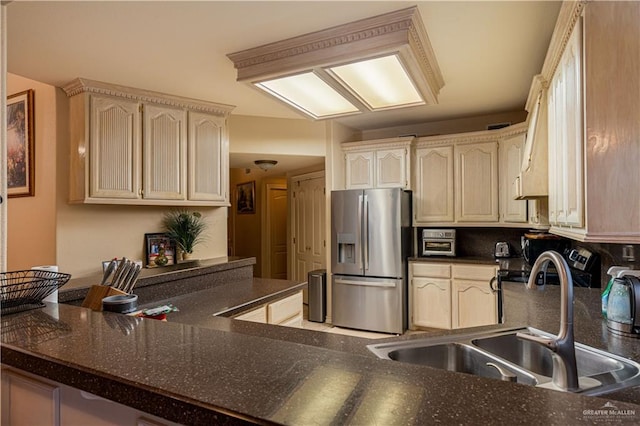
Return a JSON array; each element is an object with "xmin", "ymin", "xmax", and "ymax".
[{"xmin": 516, "ymin": 250, "xmax": 579, "ymax": 391}]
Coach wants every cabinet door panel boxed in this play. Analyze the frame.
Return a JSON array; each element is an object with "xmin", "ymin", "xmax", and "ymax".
[
  {"xmin": 452, "ymin": 280, "xmax": 497, "ymax": 329},
  {"xmin": 90, "ymin": 95, "xmax": 141, "ymax": 199},
  {"xmin": 500, "ymin": 133, "xmax": 528, "ymax": 223},
  {"xmin": 415, "ymin": 146, "xmax": 454, "ymax": 222},
  {"xmin": 455, "ymin": 142, "xmax": 499, "ymax": 222},
  {"xmin": 376, "ymin": 148, "xmax": 407, "ymax": 188},
  {"xmin": 188, "ymin": 112, "xmax": 226, "ymax": 202},
  {"xmin": 412, "ymin": 277, "xmax": 451, "ymax": 329},
  {"xmin": 143, "ymin": 105, "xmax": 186, "ymax": 200},
  {"xmin": 2, "ymin": 369, "xmax": 60, "ymax": 426},
  {"xmin": 345, "ymin": 152, "xmax": 374, "ymax": 189}
]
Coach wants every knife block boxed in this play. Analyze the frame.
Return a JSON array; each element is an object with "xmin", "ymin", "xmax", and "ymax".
[{"xmin": 82, "ymin": 285, "xmax": 129, "ymax": 311}]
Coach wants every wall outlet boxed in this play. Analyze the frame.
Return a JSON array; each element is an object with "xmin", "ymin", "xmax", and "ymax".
[{"xmin": 622, "ymin": 245, "xmax": 636, "ymax": 262}]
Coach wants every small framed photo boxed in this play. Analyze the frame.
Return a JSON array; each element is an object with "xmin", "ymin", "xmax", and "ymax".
[
  {"xmin": 7, "ymin": 89, "xmax": 35, "ymax": 198},
  {"xmin": 236, "ymin": 181, "xmax": 256, "ymax": 214},
  {"xmin": 144, "ymin": 233, "xmax": 176, "ymax": 268}
]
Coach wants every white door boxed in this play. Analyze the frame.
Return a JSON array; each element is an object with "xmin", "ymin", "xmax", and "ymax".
[
  {"xmin": 415, "ymin": 146, "xmax": 454, "ymax": 223},
  {"xmin": 291, "ymin": 173, "xmax": 326, "ymax": 301}
]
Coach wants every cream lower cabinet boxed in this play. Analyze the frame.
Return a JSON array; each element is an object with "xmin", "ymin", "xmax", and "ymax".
[
  {"xmin": 64, "ymin": 78, "xmax": 233, "ymax": 206},
  {"xmin": 1, "ymin": 367, "xmax": 176, "ymax": 426},
  {"xmin": 410, "ymin": 262, "xmax": 497, "ymax": 330},
  {"xmin": 234, "ymin": 290, "xmax": 303, "ymax": 328}
]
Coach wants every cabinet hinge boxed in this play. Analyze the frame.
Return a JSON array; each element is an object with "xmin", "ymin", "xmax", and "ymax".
[
  {"xmin": 323, "ymin": 240, "xmax": 326, "ymax": 247},
  {"xmin": 293, "ymin": 237, "xmax": 296, "ymax": 244},
  {"xmin": 139, "ymin": 104, "xmax": 143, "ymax": 113},
  {"xmin": 293, "ymin": 192, "xmax": 296, "ymax": 199}
]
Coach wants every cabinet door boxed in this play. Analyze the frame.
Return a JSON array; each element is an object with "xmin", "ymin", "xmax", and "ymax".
[
  {"xmin": 499, "ymin": 133, "xmax": 528, "ymax": 223},
  {"xmin": 267, "ymin": 291, "xmax": 303, "ymax": 325},
  {"xmin": 89, "ymin": 95, "xmax": 141, "ymax": 199},
  {"xmin": 452, "ymin": 280, "xmax": 497, "ymax": 329},
  {"xmin": 345, "ymin": 151, "xmax": 374, "ymax": 189},
  {"xmin": 234, "ymin": 306, "xmax": 267, "ymax": 323},
  {"xmin": 411, "ymin": 277, "xmax": 452, "ymax": 329},
  {"xmin": 1, "ymin": 369, "xmax": 60, "ymax": 426},
  {"xmin": 142, "ymin": 104, "xmax": 187, "ymax": 200},
  {"xmin": 375, "ymin": 148, "xmax": 408, "ymax": 188},
  {"xmin": 415, "ymin": 146, "xmax": 454, "ymax": 223},
  {"xmin": 548, "ymin": 21, "xmax": 584, "ymax": 228},
  {"xmin": 455, "ymin": 142, "xmax": 499, "ymax": 222},
  {"xmin": 188, "ymin": 112, "xmax": 227, "ymax": 202}
]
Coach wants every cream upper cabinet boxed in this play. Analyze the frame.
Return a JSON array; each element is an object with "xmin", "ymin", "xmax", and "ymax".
[
  {"xmin": 539, "ymin": 2, "xmax": 640, "ymax": 243},
  {"xmin": 342, "ymin": 137, "xmax": 413, "ymax": 190},
  {"xmin": 142, "ymin": 104, "xmax": 187, "ymax": 201},
  {"xmin": 187, "ymin": 112, "xmax": 228, "ymax": 202},
  {"xmin": 454, "ymin": 141, "xmax": 499, "ymax": 222},
  {"xmin": 64, "ymin": 78, "xmax": 234, "ymax": 206},
  {"xmin": 499, "ymin": 126, "xmax": 528, "ymax": 223},
  {"xmin": 344, "ymin": 151, "xmax": 375, "ymax": 189},
  {"xmin": 547, "ymin": 18, "xmax": 584, "ymax": 229},
  {"xmin": 414, "ymin": 146, "xmax": 454, "ymax": 223},
  {"xmin": 88, "ymin": 95, "xmax": 142, "ymax": 200}
]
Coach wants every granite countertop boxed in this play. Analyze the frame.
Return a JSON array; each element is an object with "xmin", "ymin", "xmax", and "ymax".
[
  {"xmin": 2, "ymin": 282, "xmax": 640, "ymax": 425},
  {"xmin": 139, "ymin": 277, "xmax": 307, "ymax": 320}
]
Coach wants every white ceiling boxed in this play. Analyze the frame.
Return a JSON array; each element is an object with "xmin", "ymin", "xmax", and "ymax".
[{"xmin": 6, "ymin": 1, "xmax": 561, "ymax": 172}]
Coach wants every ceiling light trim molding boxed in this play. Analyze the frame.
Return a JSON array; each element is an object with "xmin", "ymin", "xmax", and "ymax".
[
  {"xmin": 227, "ymin": 6, "xmax": 444, "ymax": 115},
  {"xmin": 62, "ymin": 78, "xmax": 236, "ymax": 116}
]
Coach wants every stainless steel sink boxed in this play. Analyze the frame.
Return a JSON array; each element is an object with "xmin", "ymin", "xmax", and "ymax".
[
  {"xmin": 368, "ymin": 327, "xmax": 640, "ymax": 396},
  {"xmin": 386, "ymin": 342, "xmax": 538, "ymax": 385}
]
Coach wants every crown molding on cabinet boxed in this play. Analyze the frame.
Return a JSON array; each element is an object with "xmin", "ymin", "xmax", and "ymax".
[
  {"xmin": 415, "ymin": 122, "xmax": 527, "ymax": 148},
  {"xmin": 62, "ymin": 78, "xmax": 235, "ymax": 117},
  {"xmin": 540, "ymin": 1, "xmax": 587, "ymax": 83}
]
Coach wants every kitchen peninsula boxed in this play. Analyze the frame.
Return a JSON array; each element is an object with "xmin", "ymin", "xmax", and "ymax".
[{"xmin": 2, "ymin": 279, "xmax": 640, "ymax": 425}]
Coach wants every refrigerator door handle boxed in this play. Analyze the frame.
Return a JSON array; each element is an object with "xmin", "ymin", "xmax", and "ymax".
[
  {"xmin": 357, "ymin": 194, "xmax": 364, "ymax": 271},
  {"xmin": 363, "ymin": 194, "xmax": 369, "ymax": 271},
  {"xmin": 334, "ymin": 278, "xmax": 397, "ymax": 288}
]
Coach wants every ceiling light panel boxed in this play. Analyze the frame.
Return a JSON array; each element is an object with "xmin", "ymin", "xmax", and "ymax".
[
  {"xmin": 256, "ymin": 72, "xmax": 359, "ymax": 119},
  {"xmin": 228, "ymin": 6, "xmax": 444, "ymax": 120},
  {"xmin": 328, "ymin": 55, "xmax": 424, "ymax": 110}
]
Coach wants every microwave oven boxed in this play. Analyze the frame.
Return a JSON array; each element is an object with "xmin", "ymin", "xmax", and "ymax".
[{"xmin": 422, "ymin": 229, "xmax": 456, "ymax": 256}]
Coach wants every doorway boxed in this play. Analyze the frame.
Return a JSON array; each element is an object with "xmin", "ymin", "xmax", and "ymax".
[{"xmin": 262, "ymin": 184, "xmax": 288, "ymax": 279}]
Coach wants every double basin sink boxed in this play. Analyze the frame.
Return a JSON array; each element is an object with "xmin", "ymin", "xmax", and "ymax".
[{"xmin": 367, "ymin": 327, "xmax": 640, "ymax": 396}]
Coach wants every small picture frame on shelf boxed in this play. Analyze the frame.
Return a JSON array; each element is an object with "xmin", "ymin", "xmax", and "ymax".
[
  {"xmin": 144, "ymin": 233, "xmax": 176, "ymax": 268},
  {"xmin": 236, "ymin": 181, "xmax": 256, "ymax": 214}
]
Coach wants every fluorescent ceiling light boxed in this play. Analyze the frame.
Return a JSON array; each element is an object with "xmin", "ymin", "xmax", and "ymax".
[
  {"xmin": 228, "ymin": 7, "xmax": 444, "ymax": 120},
  {"xmin": 256, "ymin": 72, "xmax": 359, "ymax": 119},
  {"xmin": 329, "ymin": 55, "xmax": 424, "ymax": 110}
]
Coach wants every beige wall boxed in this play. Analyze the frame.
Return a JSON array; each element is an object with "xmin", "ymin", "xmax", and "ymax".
[
  {"xmin": 229, "ymin": 115, "xmax": 327, "ymax": 156},
  {"xmin": 360, "ymin": 110, "xmax": 527, "ymax": 140},
  {"xmin": 7, "ymin": 74, "xmax": 58, "ymax": 270}
]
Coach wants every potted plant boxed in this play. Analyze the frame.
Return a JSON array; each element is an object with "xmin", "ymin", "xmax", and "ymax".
[{"xmin": 162, "ymin": 209, "xmax": 207, "ymax": 261}]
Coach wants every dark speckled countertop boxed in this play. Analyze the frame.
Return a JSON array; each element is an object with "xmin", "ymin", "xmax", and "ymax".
[{"xmin": 2, "ymin": 281, "xmax": 640, "ymax": 424}]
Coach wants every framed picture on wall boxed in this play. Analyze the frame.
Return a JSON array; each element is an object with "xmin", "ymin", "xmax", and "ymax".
[
  {"xmin": 7, "ymin": 89, "xmax": 35, "ymax": 197},
  {"xmin": 144, "ymin": 233, "xmax": 176, "ymax": 268},
  {"xmin": 236, "ymin": 181, "xmax": 256, "ymax": 214}
]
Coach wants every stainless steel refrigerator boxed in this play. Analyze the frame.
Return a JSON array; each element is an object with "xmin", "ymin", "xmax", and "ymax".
[{"xmin": 331, "ymin": 188, "xmax": 412, "ymax": 334}]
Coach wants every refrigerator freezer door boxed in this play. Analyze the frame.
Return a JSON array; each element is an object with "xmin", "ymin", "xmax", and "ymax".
[
  {"xmin": 332, "ymin": 275, "xmax": 405, "ymax": 334},
  {"xmin": 331, "ymin": 189, "xmax": 364, "ymax": 276},
  {"xmin": 364, "ymin": 188, "xmax": 404, "ymax": 278}
]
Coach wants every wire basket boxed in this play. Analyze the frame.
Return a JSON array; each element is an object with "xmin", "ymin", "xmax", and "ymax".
[{"xmin": 0, "ymin": 270, "xmax": 71, "ymax": 315}]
